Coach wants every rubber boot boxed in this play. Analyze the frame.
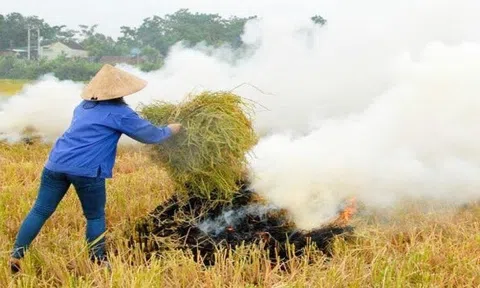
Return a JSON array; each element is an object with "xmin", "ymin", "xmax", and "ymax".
[{"xmin": 9, "ymin": 258, "xmax": 21, "ymax": 274}]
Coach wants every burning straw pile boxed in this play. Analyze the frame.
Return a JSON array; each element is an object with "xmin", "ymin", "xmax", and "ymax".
[{"xmin": 129, "ymin": 91, "xmax": 355, "ymax": 266}]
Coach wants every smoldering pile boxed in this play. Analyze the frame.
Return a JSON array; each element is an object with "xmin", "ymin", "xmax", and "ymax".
[
  {"xmin": 128, "ymin": 91, "xmax": 355, "ymax": 265},
  {"xmin": 130, "ymin": 182, "xmax": 355, "ymax": 266}
]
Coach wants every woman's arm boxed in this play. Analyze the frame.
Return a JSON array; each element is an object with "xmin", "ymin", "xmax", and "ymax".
[{"xmin": 108, "ymin": 110, "xmax": 178, "ymax": 144}]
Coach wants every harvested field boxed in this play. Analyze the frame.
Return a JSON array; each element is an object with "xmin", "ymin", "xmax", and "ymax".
[
  {"xmin": 0, "ymin": 79, "xmax": 28, "ymax": 96},
  {"xmin": 0, "ymin": 82, "xmax": 479, "ymax": 288},
  {"xmin": 1, "ymin": 143, "xmax": 479, "ymax": 287}
]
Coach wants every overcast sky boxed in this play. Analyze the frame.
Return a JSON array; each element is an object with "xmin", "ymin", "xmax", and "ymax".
[{"xmin": 3, "ymin": 0, "xmax": 326, "ymax": 38}]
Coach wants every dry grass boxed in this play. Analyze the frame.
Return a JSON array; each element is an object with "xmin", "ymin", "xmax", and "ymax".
[
  {"xmin": 140, "ymin": 91, "xmax": 257, "ymax": 202},
  {"xmin": 1, "ymin": 142, "xmax": 479, "ymax": 287},
  {"xmin": 0, "ymin": 80, "xmax": 28, "ymax": 96}
]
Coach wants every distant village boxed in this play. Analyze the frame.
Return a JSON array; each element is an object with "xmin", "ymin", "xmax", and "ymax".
[{"xmin": 0, "ymin": 40, "xmax": 144, "ymax": 66}]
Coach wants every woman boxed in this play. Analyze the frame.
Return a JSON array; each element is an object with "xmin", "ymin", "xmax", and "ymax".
[{"xmin": 9, "ymin": 64, "xmax": 181, "ymax": 273}]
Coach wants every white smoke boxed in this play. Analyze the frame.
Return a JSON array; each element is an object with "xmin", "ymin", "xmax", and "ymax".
[
  {"xmin": 1, "ymin": 0, "xmax": 480, "ymax": 228},
  {"xmin": 0, "ymin": 76, "xmax": 84, "ymax": 142},
  {"xmin": 248, "ymin": 42, "xmax": 480, "ymax": 229},
  {"xmin": 197, "ymin": 204, "xmax": 279, "ymax": 236}
]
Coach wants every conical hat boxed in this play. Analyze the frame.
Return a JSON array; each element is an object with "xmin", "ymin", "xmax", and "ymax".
[{"xmin": 81, "ymin": 64, "xmax": 147, "ymax": 101}]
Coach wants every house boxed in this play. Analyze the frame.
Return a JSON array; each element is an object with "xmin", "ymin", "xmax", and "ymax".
[
  {"xmin": 0, "ymin": 48, "xmax": 29, "ymax": 58},
  {"xmin": 0, "ymin": 50, "xmax": 17, "ymax": 57},
  {"xmin": 40, "ymin": 41, "xmax": 89, "ymax": 60},
  {"xmin": 98, "ymin": 55, "xmax": 144, "ymax": 65}
]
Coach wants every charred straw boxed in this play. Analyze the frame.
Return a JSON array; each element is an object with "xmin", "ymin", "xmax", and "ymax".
[{"xmin": 129, "ymin": 182, "xmax": 354, "ymax": 266}]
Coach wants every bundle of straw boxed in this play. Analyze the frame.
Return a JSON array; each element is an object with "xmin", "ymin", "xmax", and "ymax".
[{"xmin": 140, "ymin": 91, "xmax": 258, "ymax": 202}]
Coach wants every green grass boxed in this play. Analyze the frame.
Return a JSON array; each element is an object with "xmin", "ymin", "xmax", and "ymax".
[{"xmin": 0, "ymin": 143, "xmax": 479, "ymax": 287}]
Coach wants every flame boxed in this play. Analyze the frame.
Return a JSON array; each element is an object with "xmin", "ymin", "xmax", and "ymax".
[
  {"xmin": 256, "ymin": 231, "xmax": 271, "ymax": 242},
  {"xmin": 332, "ymin": 197, "xmax": 357, "ymax": 227}
]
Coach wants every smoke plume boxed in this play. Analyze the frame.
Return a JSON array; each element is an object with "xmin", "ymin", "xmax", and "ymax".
[
  {"xmin": 2, "ymin": 0, "xmax": 480, "ymax": 228},
  {"xmin": 197, "ymin": 204, "xmax": 279, "ymax": 236}
]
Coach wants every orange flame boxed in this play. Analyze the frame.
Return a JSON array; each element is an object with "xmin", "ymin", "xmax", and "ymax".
[
  {"xmin": 256, "ymin": 231, "xmax": 271, "ymax": 242},
  {"xmin": 333, "ymin": 197, "xmax": 357, "ymax": 227}
]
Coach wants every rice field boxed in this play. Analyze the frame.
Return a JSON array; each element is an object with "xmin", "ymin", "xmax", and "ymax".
[
  {"xmin": 0, "ymin": 142, "xmax": 479, "ymax": 287},
  {"xmin": 0, "ymin": 79, "xmax": 28, "ymax": 96}
]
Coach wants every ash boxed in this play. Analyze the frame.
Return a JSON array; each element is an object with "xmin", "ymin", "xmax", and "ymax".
[
  {"xmin": 197, "ymin": 203, "xmax": 280, "ymax": 236},
  {"xmin": 129, "ymin": 182, "xmax": 354, "ymax": 266}
]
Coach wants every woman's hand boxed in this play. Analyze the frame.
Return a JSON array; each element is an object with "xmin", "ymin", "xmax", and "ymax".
[{"xmin": 168, "ymin": 123, "xmax": 182, "ymax": 135}]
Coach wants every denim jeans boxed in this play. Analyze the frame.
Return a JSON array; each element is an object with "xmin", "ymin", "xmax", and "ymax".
[{"xmin": 11, "ymin": 168, "xmax": 107, "ymax": 261}]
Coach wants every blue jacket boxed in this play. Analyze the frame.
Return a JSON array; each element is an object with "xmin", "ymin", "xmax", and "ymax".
[{"xmin": 45, "ymin": 100, "xmax": 172, "ymax": 178}]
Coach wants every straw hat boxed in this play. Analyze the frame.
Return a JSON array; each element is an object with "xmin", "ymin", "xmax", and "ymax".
[{"xmin": 81, "ymin": 64, "xmax": 147, "ymax": 101}]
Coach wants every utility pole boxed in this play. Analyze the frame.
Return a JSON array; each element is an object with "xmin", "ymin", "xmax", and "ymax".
[
  {"xmin": 27, "ymin": 26, "xmax": 31, "ymax": 60},
  {"xmin": 37, "ymin": 28, "xmax": 41, "ymax": 59}
]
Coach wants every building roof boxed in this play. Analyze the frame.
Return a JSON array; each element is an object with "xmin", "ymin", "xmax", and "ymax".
[
  {"xmin": 0, "ymin": 50, "xmax": 16, "ymax": 55},
  {"xmin": 4, "ymin": 47, "xmax": 29, "ymax": 52},
  {"xmin": 61, "ymin": 41, "xmax": 85, "ymax": 50},
  {"xmin": 42, "ymin": 41, "xmax": 85, "ymax": 51}
]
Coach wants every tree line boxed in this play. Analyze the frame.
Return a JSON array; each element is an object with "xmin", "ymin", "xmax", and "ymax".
[{"xmin": 0, "ymin": 10, "xmax": 326, "ymax": 81}]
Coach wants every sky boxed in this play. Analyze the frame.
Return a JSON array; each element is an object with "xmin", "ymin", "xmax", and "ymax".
[{"xmin": 2, "ymin": 0, "xmax": 327, "ymax": 38}]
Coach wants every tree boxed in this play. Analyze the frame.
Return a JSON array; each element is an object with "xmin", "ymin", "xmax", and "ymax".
[
  {"xmin": 134, "ymin": 15, "xmax": 170, "ymax": 55},
  {"xmin": 141, "ymin": 45, "xmax": 161, "ymax": 63},
  {"xmin": 0, "ymin": 10, "xmax": 328, "ymax": 80},
  {"xmin": 311, "ymin": 15, "xmax": 327, "ymax": 26},
  {"xmin": 51, "ymin": 25, "xmax": 79, "ymax": 43},
  {"xmin": 117, "ymin": 26, "xmax": 138, "ymax": 50},
  {"xmin": 78, "ymin": 24, "xmax": 128, "ymax": 58},
  {"xmin": 132, "ymin": 9, "xmax": 256, "ymax": 56},
  {"xmin": 0, "ymin": 13, "xmax": 57, "ymax": 50}
]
